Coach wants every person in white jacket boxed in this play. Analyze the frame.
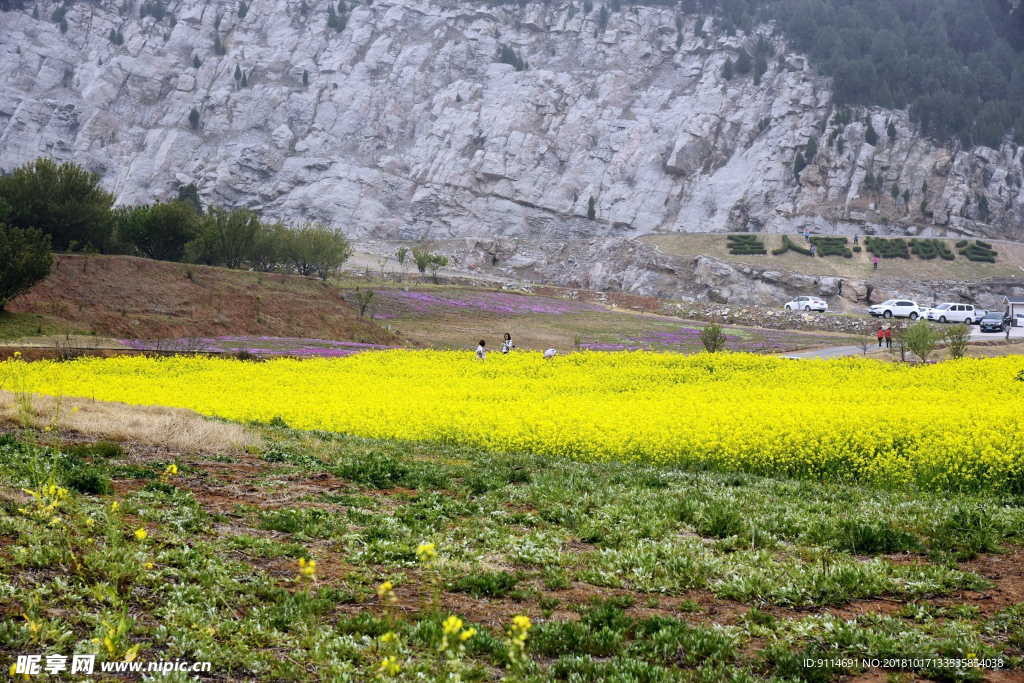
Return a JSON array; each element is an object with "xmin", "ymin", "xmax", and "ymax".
[
  {"xmin": 501, "ymin": 333, "xmax": 514, "ymax": 354},
  {"xmin": 476, "ymin": 340, "xmax": 486, "ymax": 360},
  {"xmin": 543, "ymin": 348, "xmax": 557, "ymax": 359}
]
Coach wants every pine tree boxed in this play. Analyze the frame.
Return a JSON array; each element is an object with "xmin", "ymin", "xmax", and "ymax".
[
  {"xmin": 865, "ymin": 120, "xmax": 878, "ymax": 145},
  {"xmin": 455, "ymin": 93, "xmax": 462, "ymax": 102},
  {"xmin": 193, "ymin": 54, "xmax": 202, "ymax": 68},
  {"xmin": 805, "ymin": 136, "xmax": 817, "ymax": 161},
  {"xmin": 722, "ymin": 57, "xmax": 733, "ymax": 81},
  {"xmin": 610, "ymin": 0, "xmax": 619, "ymax": 11},
  {"xmin": 793, "ymin": 151, "xmax": 806, "ymax": 178},
  {"xmin": 587, "ymin": 195, "xmax": 596, "ymax": 220},
  {"xmin": 238, "ymin": 0, "xmax": 247, "ymax": 18},
  {"xmin": 302, "ymin": 69, "xmax": 309, "ymax": 86},
  {"xmin": 865, "ymin": 170, "xmax": 875, "ymax": 187},
  {"xmin": 753, "ymin": 54, "xmax": 767, "ymax": 85},
  {"xmin": 887, "ymin": 121, "xmax": 896, "ymax": 141},
  {"xmin": 327, "ymin": 4, "xmax": 337, "ymax": 28},
  {"xmin": 189, "ymin": 107, "xmax": 200, "ymax": 129},
  {"xmin": 598, "ymin": 4, "xmax": 608, "ymax": 29},
  {"xmin": 60, "ymin": 17, "xmax": 67, "ymax": 33},
  {"xmin": 110, "ymin": 28, "xmax": 118, "ymax": 42},
  {"xmin": 234, "ymin": 63, "xmax": 242, "ymax": 80},
  {"xmin": 241, "ymin": 72, "xmax": 248, "ymax": 87},
  {"xmin": 300, "ymin": 0, "xmax": 309, "ymax": 15},
  {"xmin": 891, "ymin": 183, "xmax": 899, "ymax": 200},
  {"xmin": 583, "ymin": 0, "xmax": 592, "ymax": 13},
  {"xmin": 921, "ymin": 180, "xmax": 928, "ymax": 194},
  {"xmin": 736, "ymin": 49, "xmax": 751, "ymax": 74},
  {"xmin": 903, "ymin": 188, "xmax": 910, "ymax": 205},
  {"xmin": 32, "ymin": 5, "xmax": 38, "ymax": 19}
]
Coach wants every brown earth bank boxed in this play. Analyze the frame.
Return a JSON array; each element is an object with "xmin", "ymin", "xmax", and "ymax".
[{"xmin": 6, "ymin": 254, "xmax": 400, "ymax": 344}]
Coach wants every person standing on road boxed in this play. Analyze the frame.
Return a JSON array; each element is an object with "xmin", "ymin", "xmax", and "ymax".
[
  {"xmin": 853, "ymin": 234, "xmax": 859, "ymax": 245},
  {"xmin": 804, "ymin": 229, "xmax": 810, "ymax": 242},
  {"xmin": 877, "ymin": 326, "xmax": 884, "ymax": 348},
  {"xmin": 810, "ymin": 244, "xmax": 816, "ymax": 257},
  {"xmin": 873, "ymin": 256, "xmax": 878, "ymax": 271},
  {"xmin": 1006, "ymin": 318, "xmax": 1012, "ymax": 341},
  {"xmin": 476, "ymin": 340, "xmax": 486, "ymax": 361},
  {"xmin": 837, "ymin": 279, "xmax": 843, "ymax": 296},
  {"xmin": 501, "ymin": 333, "xmax": 514, "ymax": 354},
  {"xmin": 885, "ymin": 327, "xmax": 893, "ymax": 348}
]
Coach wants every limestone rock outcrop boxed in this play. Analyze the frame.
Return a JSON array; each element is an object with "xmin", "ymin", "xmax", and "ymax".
[{"xmin": 3, "ymin": 0, "xmax": 1024, "ymax": 241}]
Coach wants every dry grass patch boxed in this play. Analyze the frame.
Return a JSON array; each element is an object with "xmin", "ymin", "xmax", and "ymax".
[{"xmin": 0, "ymin": 389, "xmax": 259, "ymax": 453}]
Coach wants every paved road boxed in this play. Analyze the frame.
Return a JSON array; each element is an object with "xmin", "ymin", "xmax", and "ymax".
[{"xmin": 785, "ymin": 345, "xmax": 867, "ymax": 359}]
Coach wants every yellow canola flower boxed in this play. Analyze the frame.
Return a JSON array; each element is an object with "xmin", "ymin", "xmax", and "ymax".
[
  {"xmin": 377, "ymin": 581, "xmax": 394, "ymax": 597},
  {"xmin": 442, "ymin": 615, "xmax": 463, "ymax": 635},
  {"xmin": 380, "ymin": 631, "xmax": 398, "ymax": 643},
  {"xmin": 416, "ymin": 542, "xmax": 437, "ymax": 563},
  {"xmin": 378, "ymin": 656, "xmax": 400, "ymax": 677},
  {"xmin": 134, "ymin": 528, "xmax": 147, "ymax": 541},
  {"xmin": 3, "ymin": 352, "xmax": 1024, "ymax": 491},
  {"xmin": 298, "ymin": 558, "xmax": 317, "ymax": 579},
  {"xmin": 459, "ymin": 627, "xmax": 476, "ymax": 641}
]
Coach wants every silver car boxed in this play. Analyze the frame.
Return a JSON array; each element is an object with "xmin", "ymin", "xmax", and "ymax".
[{"xmin": 923, "ymin": 303, "xmax": 983, "ymax": 324}]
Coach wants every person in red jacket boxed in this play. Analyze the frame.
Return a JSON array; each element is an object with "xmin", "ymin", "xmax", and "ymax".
[
  {"xmin": 877, "ymin": 325, "xmax": 884, "ymax": 348},
  {"xmin": 884, "ymin": 327, "xmax": 893, "ymax": 348}
]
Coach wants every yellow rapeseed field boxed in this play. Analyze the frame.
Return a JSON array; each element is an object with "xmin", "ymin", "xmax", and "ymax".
[{"xmin": 3, "ymin": 352, "xmax": 1023, "ymax": 490}]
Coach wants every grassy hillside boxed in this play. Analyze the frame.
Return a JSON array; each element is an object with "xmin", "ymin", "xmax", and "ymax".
[
  {"xmin": 1, "ymin": 255, "xmax": 399, "ymax": 345},
  {"xmin": 642, "ymin": 233, "xmax": 1024, "ymax": 280}
]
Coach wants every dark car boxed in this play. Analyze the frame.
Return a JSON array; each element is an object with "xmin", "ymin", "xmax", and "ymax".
[{"xmin": 979, "ymin": 311, "xmax": 1012, "ymax": 332}]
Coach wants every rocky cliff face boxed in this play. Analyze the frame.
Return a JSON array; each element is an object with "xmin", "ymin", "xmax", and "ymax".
[
  {"xmin": 395, "ymin": 236, "xmax": 1024, "ymax": 312},
  {"xmin": 3, "ymin": 0, "xmax": 1024, "ymax": 241}
]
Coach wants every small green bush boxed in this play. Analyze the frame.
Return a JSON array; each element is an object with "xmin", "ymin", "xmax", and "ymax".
[
  {"xmin": 448, "ymin": 570, "xmax": 521, "ymax": 598},
  {"xmin": 726, "ymin": 234, "xmax": 767, "ymax": 256},
  {"xmin": 772, "ymin": 234, "xmax": 813, "ymax": 256},
  {"xmin": 959, "ymin": 240, "xmax": 998, "ymax": 262},
  {"xmin": 865, "ymin": 236, "xmax": 910, "ymax": 259},
  {"xmin": 809, "ymin": 235, "xmax": 849, "ymax": 257}
]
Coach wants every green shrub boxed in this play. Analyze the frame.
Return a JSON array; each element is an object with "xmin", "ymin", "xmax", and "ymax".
[
  {"xmin": 809, "ymin": 235, "xmax": 849, "ymax": 257},
  {"xmin": 852, "ymin": 245, "xmax": 861, "ymax": 252},
  {"xmin": 864, "ymin": 236, "xmax": 910, "ymax": 259},
  {"xmin": 448, "ymin": 570, "xmax": 521, "ymax": 598},
  {"xmin": 61, "ymin": 461, "xmax": 112, "ymax": 495},
  {"xmin": 698, "ymin": 323, "xmax": 727, "ymax": 353},
  {"xmin": 108, "ymin": 464, "xmax": 158, "ymax": 479},
  {"xmin": 830, "ymin": 519, "xmax": 922, "ymax": 554},
  {"xmin": 956, "ymin": 239, "xmax": 969, "ymax": 248},
  {"xmin": 726, "ymin": 234, "xmax": 767, "ymax": 256},
  {"xmin": 772, "ymin": 234, "xmax": 813, "ymax": 256},
  {"xmin": 959, "ymin": 240, "xmax": 998, "ymax": 262}
]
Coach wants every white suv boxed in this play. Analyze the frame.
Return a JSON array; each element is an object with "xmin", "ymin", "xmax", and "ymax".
[
  {"xmin": 784, "ymin": 296, "xmax": 828, "ymax": 312},
  {"xmin": 924, "ymin": 303, "xmax": 983, "ymax": 324},
  {"xmin": 869, "ymin": 299, "xmax": 922, "ymax": 319}
]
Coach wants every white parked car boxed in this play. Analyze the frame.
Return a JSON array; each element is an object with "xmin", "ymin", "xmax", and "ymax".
[
  {"xmin": 869, "ymin": 299, "xmax": 923, "ymax": 319},
  {"xmin": 923, "ymin": 303, "xmax": 984, "ymax": 324},
  {"xmin": 784, "ymin": 296, "xmax": 828, "ymax": 312}
]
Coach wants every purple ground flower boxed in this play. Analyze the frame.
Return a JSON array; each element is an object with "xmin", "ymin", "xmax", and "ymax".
[{"xmin": 119, "ymin": 336, "xmax": 398, "ymax": 358}]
